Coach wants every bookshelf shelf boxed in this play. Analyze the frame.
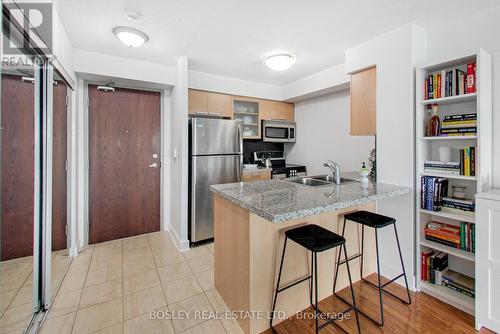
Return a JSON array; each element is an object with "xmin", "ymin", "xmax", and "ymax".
[
  {"xmin": 420, "ymin": 136, "xmax": 477, "ymax": 141},
  {"xmin": 416, "ymin": 50, "xmax": 492, "ymax": 318},
  {"xmin": 420, "ymin": 281, "xmax": 474, "ymax": 315},
  {"xmin": 420, "ymin": 238, "xmax": 475, "ymax": 262},
  {"xmin": 420, "ymin": 93, "xmax": 477, "ymax": 106},
  {"xmin": 420, "ymin": 172, "xmax": 477, "ymax": 181},
  {"xmin": 419, "ymin": 209, "xmax": 475, "ymax": 223}
]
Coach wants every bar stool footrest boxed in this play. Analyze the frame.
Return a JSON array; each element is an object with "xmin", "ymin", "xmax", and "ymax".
[
  {"xmin": 276, "ymin": 275, "xmax": 312, "ymax": 293},
  {"xmin": 361, "ymin": 275, "xmax": 411, "ymax": 304},
  {"xmin": 333, "ymin": 292, "xmax": 384, "ymax": 327},
  {"xmin": 312, "ymin": 305, "xmax": 356, "ymax": 332}
]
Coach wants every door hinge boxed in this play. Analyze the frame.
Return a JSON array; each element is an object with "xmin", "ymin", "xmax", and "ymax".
[
  {"xmin": 65, "ymin": 225, "xmax": 68, "ymax": 236},
  {"xmin": 65, "ymin": 95, "xmax": 69, "ymax": 107},
  {"xmin": 65, "ymin": 159, "xmax": 68, "ymax": 172}
]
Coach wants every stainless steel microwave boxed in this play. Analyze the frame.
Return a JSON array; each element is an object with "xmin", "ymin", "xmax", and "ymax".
[{"xmin": 262, "ymin": 120, "xmax": 296, "ymax": 143}]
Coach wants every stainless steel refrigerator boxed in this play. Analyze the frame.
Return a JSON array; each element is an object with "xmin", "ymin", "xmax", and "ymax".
[{"xmin": 188, "ymin": 117, "xmax": 243, "ymax": 244}]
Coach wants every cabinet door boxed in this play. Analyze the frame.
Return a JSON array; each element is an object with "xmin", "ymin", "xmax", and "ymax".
[
  {"xmin": 350, "ymin": 67, "xmax": 376, "ymax": 135},
  {"xmin": 188, "ymin": 89, "xmax": 208, "ymax": 115},
  {"xmin": 260, "ymin": 101, "xmax": 294, "ymax": 121},
  {"xmin": 232, "ymin": 97, "xmax": 260, "ymax": 139},
  {"xmin": 476, "ymin": 198, "xmax": 500, "ymax": 332},
  {"xmin": 208, "ymin": 92, "xmax": 232, "ymax": 118},
  {"xmin": 242, "ymin": 171, "xmax": 271, "ymax": 182}
]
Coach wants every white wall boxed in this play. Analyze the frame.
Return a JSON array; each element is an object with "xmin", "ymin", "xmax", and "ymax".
[
  {"xmin": 345, "ymin": 23, "xmax": 427, "ymax": 289},
  {"xmin": 285, "ymin": 90, "xmax": 374, "ymax": 174},
  {"xmin": 169, "ymin": 57, "xmax": 190, "ymax": 251},
  {"xmin": 189, "ymin": 70, "xmax": 282, "ymax": 101},
  {"xmin": 426, "ymin": 6, "xmax": 500, "ymax": 188}
]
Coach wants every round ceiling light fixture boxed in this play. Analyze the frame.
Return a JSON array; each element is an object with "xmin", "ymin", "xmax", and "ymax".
[
  {"xmin": 113, "ymin": 26, "xmax": 149, "ymax": 48},
  {"xmin": 264, "ymin": 53, "xmax": 296, "ymax": 71}
]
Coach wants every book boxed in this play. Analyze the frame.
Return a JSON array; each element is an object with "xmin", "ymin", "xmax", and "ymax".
[
  {"xmin": 444, "ymin": 113, "xmax": 477, "ymax": 121},
  {"xmin": 440, "ymin": 127, "xmax": 477, "ymax": 134},
  {"xmin": 442, "ymin": 269, "xmax": 475, "ymax": 291},
  {"xmin": 441, "ymin": 70, "xmax": 446, "ymax": 98},
  {"xmin": 442, "ymin": 282, "xmax": 475, "ymax": 298},
  {"xmin": 424, "ymin": 168, "xmax": 460, "ymax": 175},
  {"xmin": 427, "ymin": 221, "xmax": 460, "ymax": 234},
  {"xmin": 425, "ymin": 235, "xmax": 460, "ymax": 248},
  {"xmin": 466, "ymin": 63, "xmax": 476, "ymax": 94}
]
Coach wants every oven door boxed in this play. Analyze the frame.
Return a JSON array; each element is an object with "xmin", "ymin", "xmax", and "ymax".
[{"xmin": 262, "ymin": 120, "xmax": 296, "ymax": 143}]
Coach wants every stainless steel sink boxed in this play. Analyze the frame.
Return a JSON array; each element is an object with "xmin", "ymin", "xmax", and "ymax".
[
  {"xmin": 284, "ymin": 175, "xmax": 357, "ymax": 187},
  {"xmin": 310, "ymin": 175, "xmax": 356, "ymax": 183}
]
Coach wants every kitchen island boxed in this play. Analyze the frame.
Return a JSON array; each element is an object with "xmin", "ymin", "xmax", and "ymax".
[{"xmin": 210, "ymin": 175, "xmax": 409, "ymax": 334}]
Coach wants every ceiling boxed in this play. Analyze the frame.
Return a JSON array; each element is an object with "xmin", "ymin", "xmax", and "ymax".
[{"xmin": 57, "ymin": 0, "xmax": 499, "ymax": 85}]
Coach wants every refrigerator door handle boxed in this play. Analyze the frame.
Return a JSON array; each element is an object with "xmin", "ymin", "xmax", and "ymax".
[
  {"xmin": 237, "ymin": 155, "xmax": 242, "ymax": 182},
  {"xmin": 236, "ymin": 123, "xmax": 243, "ymax": 154}
]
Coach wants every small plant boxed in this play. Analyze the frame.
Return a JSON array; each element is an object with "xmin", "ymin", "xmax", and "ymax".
[{"xmin": 368, "ymin": 148, "xmax": 376, "ymax": 181}]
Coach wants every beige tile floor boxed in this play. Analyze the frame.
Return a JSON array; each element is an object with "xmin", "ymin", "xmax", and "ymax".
[
  {"xmin": 40, "ymin": 232, "xmax": 244, "ymax": 334},
  {"xmin": 0, "ymin": 250, "xmax": 72, "ymax": 333}
]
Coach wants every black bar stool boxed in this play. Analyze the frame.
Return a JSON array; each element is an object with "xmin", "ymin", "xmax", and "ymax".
[
  {"xmin": 270, "ymin": 224, "xmax": 361, "ymax": 334},
  {"xmin": 333, "ymin": 210, "xmax": 411, "ymax": 326}
]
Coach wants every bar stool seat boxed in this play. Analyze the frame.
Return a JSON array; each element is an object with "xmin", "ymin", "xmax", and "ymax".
[
  {"xmin": 286, "ymin": 224, "xmax": 345, "ymax": 252},
  {"xmin": 270, "ymin": 224, "xmax": 361, "ymax": 334},
  {"xmin": 344, "ymin": 210, "xmax": 395, "ymax": 228}
]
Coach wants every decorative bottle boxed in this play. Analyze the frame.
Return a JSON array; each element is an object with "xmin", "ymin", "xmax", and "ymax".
[{"xmin": 429, "ymin": 104, "xmax": 440, "ymax": 136}]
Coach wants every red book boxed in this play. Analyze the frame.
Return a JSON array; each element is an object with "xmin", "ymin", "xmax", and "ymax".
[{"xmin": 466, "ymin": 63, "xmax": 476, "ymax": 93}]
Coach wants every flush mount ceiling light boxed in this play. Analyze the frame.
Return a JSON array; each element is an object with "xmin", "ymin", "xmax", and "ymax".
[
  {"xmin": 113, "ymin": 26, "xmax": 149, "ymax": 48},
  {"xmin": 264, "ymin": 53, "xmax": 296, "ymax": 71}
]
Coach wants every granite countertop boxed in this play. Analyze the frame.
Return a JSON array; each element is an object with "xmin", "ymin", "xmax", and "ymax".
[{"xmin": 210, "ymin": 172, "xmax": 410, "ymax": 223}]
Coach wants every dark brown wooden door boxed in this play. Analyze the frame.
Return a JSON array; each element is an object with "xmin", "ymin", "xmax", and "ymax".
[
  {"xmin": 89, "ymin": 85, "xmax": 161, "ymax": 244},
  {"xmin": 1, "ymin": 74, "xmax": 35, "ymax": 261},
  {"xmin": 52, "ymin": 81, "xmax": 67, "ymax": 251}
]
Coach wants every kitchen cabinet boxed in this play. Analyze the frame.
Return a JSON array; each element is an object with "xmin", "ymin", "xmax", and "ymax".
[
  {"xmin": 232, "ymin": 97, "xmax": 260, "ymax": 139},
  {"xmin": 188, "ymin": 89, "xmax": 208, "ymax": 115},
  {"xmin": 208, "ymin": 92, "xmax": 232, "ymax": 118},
  {"xmin": 188, "ymin": 89, "xmax": 232, "ymax": 118},
  {"xmin": 260, "ymin": 100, "xmax": 294, "ymax": 121},
  {"xmin": 350, "ymin": 66, "xmax": 376, "ymax": 135},
  {"xmin": 242, "ymin": 170, "xmax": 271, "ymax": 182}
]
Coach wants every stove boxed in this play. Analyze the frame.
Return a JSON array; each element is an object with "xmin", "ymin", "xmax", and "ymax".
[{"xmin": 253, "ymin": 151, "xmax": 307, "ymax": 179}]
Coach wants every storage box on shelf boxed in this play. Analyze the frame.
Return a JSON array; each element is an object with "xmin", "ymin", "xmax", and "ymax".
[{"xmin": 415, "ymin": 50, "xmax": 492, "ymax": 318}]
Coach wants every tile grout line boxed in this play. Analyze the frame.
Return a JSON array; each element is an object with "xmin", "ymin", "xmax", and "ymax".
[
  {"xmin": 147, "ymin": 234, "xmax": 172, "ymax": 326},
  {"xmin": 69, "ymin": 246, "xmax": 95, "ymax": 334}
]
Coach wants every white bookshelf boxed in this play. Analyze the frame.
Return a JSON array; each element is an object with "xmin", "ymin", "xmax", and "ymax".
[{"xmin": 415, "ymin": 50, "xmax": 492, "ymax": 316}]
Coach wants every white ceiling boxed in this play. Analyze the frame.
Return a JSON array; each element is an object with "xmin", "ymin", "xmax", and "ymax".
[{"xmin": 58, "ymin": 0, "xmax": 499, "ymax": 85}]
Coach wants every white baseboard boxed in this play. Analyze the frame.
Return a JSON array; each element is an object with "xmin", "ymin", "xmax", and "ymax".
[{"xmin": 168, "ymin": 228, "xmax": 190, "ymax": 251}]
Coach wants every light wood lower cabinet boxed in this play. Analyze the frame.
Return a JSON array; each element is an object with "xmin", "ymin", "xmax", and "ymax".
[
  {"xmin": 242, "ymin": 170, "xmax": 271, "ymax": 182},
  {"xmin": 350, "ymin": 66, "xmax": 376, "ymax": 135}
]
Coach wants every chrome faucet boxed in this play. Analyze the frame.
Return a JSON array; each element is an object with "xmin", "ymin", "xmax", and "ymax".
[{"xmin": 323, "ymin": 160, "xmax": 341, "ymax": 184}]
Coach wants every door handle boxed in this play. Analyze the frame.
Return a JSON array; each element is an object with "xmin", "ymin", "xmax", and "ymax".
[{"xmin": 148, "ymin": 162, "xmax": 159, "ymax": 168}]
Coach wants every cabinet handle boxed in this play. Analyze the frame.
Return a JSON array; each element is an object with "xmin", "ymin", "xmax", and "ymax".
[
  {"xmin": 208, "ymin": 112, "xmax": 221, "ymax": 116},
  {"xmin": 194, "ymin": 111, "xmax": 209, "ymax": 114},
  {"xmin": 270, "ymin": 118, "xmax": 287, "ymax": 121}
]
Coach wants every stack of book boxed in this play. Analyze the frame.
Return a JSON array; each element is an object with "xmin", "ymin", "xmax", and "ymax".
[
  {"xmin": 442, "ymin": 269, "xmax": 475, "ymax": 298},
  {"xmin": 440, "ymin": 114, "xmax": 477, "ymax": 137},
  {"xmin": 424, "ymin": 161, "xmax": 461, "ymax": 175},
  {"xmin": 425, "ymin": 221, "xmax": 475, "ymax": 251},
  {"xmin": 421, "ymin": 251, "xmax": 448, "ymax": 284},
  {"xmin": 459, "ymin": 146, "xmax": 476, "ymax": 176},
  {"xmin": 420, "ymin": 177, "xmax": 449, "ymax": 211},
  {"xmin": 441, "ymin": 197, "xmax": 475, "ymax": 216},
  {"xmin": 424, "ymin": 62, "xmax": 476, "ymax": 100}
]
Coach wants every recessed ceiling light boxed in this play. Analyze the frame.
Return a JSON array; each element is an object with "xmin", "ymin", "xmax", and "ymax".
[
  {"xmin": 124, "ymin": 10, "xmax": 141, "ymax": 22},
  {"xmin": 264, "ymin": 53, "xmax": 296, "ymax": 71},
  {"xmin": 113, "ymin": 26, "xmax": 149, "ymax": 48}
]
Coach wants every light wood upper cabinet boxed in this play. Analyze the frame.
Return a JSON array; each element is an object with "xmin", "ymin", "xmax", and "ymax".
[
  {"xmin": 350, "ymin": 67, "xmax": 376, "ymax": 135},
  {"xmin": 188, "ymin": 89, "xmax": 208, "ymax": 115},
  {"xmin": 208, "ymin": 92, "xmax": 232, "ymax": 118},
  {"xmin": 188, "ymin": 89, "xmax": 232, "ymax": 118},
  {"xmin": 260, "ymin": 100, "xmax": 294, "ymax": 121}
]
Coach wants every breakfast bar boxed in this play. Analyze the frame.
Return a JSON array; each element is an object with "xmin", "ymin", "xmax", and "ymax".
[{"xmin": 210, "ymin": 175, "xmax": 409, "ymax": 334}]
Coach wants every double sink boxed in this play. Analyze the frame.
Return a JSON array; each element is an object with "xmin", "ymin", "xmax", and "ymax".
[{"xmin": 284, "ymin": 175, "xmax": 357, "ymax": 187}]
